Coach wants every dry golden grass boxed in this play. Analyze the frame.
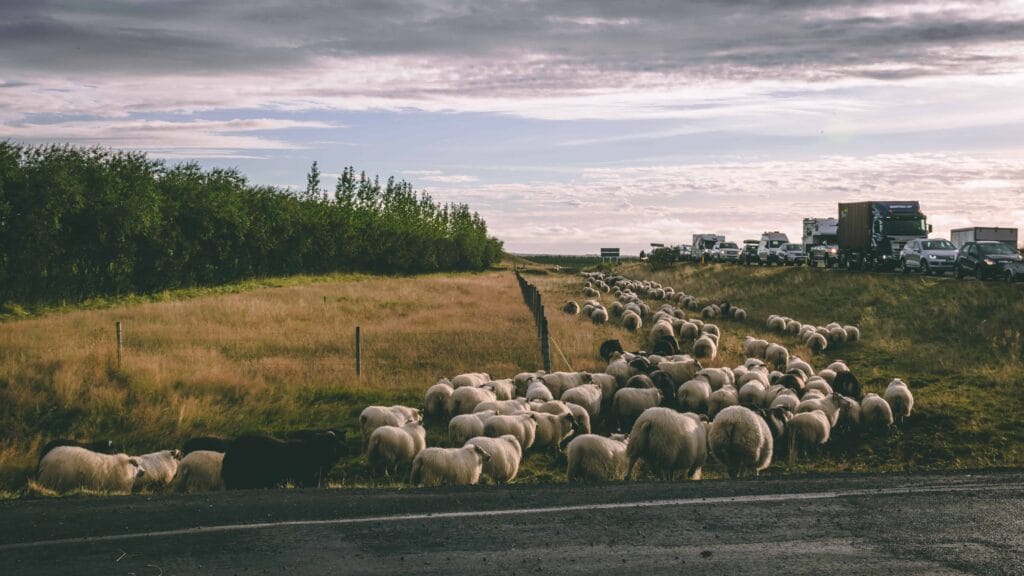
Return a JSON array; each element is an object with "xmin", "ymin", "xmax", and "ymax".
[{"xmin": 0, "ymin": 271, "xmax": 542, "ymax": 491}]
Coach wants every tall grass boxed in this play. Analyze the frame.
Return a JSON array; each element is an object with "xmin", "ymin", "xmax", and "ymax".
[{"xmin": 0, "ymin": 271, "xmax": 540, "ymax": 490}]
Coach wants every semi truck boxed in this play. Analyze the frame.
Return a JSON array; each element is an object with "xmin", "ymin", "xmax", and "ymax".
[
  {"xmin": 950, "ymin": 227, "xmax": 1018, "ymax": 249},
  {"xmin": 802, "ymin": 217, "xmax": 838, "ymax": 251},
  {"xmin": 837, "ymin": 201, "xmax": 931, "ymax": 270}
]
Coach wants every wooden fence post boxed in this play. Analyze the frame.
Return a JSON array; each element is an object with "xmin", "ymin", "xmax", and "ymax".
[
  {"xmin": 115, "ymin": 321, "xmax": 123, "ymax": 369},
  {"xmin": 355, "ymin": 326, "xmax": 362, "ymax": 377}
]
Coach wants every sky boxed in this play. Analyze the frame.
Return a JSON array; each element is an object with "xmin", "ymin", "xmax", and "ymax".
[{"xmin": 2, "ymin": 0, "xmax": 1023, "ymax": 254}]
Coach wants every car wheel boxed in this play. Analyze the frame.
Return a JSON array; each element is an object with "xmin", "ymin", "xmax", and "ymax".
[
  {"xmin": 955, "ymin": 265, "xmax": 964, "ymax": 280},
  {"xmin": 1006, "ymin": 271, "xmax": 1015, "ymax": 283},
  {"xmin": 899, "ymin": 259, "xmax": 908, "ymax": 274},
  {"xmin": 921, "ymin": 261, "xmax": 930, "ymax": 276}
]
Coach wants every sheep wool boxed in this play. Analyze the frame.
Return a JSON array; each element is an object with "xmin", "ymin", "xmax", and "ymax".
[
  {"xmin": 410, "ymin": 445, "xmax": 491, "ymax": 486},
  {"xmin": 708, "ymin": 405, "xmax": 774, "ymax": 479},
  {"xmin": 626, "ymin": 408, "xmax": 708, "ymax": 481},
  {"xmin": 884, "ymin": 378, "xmax": 914, "ymax": 425},
  {"xmin": 38, "ymin": 446, "xmax": 144, "ymax": 494},
  {"xmin": 465, "ymin": 435, "xmax": 522, "ymax": 483},
  {"xmin": 173, "ymin": 450, "xmax": 225, "ymax": 493},
  {"xmin": 566, "ymin": 434, "xmax": 630, "ymax": 482}
]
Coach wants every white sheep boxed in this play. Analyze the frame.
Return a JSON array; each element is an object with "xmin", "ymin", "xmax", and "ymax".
[
  {"xmin": 474, "ymin": 398, "xmax": 530, "ymax": 415},
  {"xmin": 172, "ymin": 450, "xmax": 224, "ymax": 493},
  {"xmin": 692, "ymin": 335, "xmax": 718, "ymax": 362},
  {"xmin": 804, "ymin": 377, "xmax": 833, "ymax": 397},
  {"xmin": 732, "ymin": 308, "xmax": 747, "ymax": 320},
  {"xmin": 368, "ymin": 420, "xmax": 428, "ymax": 476},
  {"xmin": 446, "ymin": 386, "xmax": 497, "ymax": 416},
  {"xmin": 541, "ymin": 372, "xmax": 590, "ymax": 397},
  {"xmin": 786, "ymin": 357, "xmax": 814, "ymax": 380},
  {"xmin": 708, "ymin": 405, "xmax": 773, "ymax": 479},
  {"xmin": 526, "ymin": 379, "xmax": 555, "ymax": 402},
  {"xmin": 677, "ymin": 378, "xmax": 712, "ymax": 413},
  {"xmin": 743, "ymin": 337, "xmax": 770, "ymax": 359},
  {"xmin": 483, "ymin": 413, "xmax": 538, "ymax": 451},
  {"xmin": 451, "ymin": 372, "xmax": 491, "ymax": 388},
  {"xmin": 360, "ymin": 405, "xmax": 422, "ymax": 451},
  {"xmin": 785, "ymin": 410, "xmax": 831, "ymax": 463},
  {"xmin": 656, "ymin": 359, "xmax": 700, "ymax": 386},
  {"xmin": 769, "ymin": 390, "xmax": 800, "ymax": 412},
  {"xmin": 605, "ymin": 352, "xmax": 635, "ymax": 387},
  {"xmin": 513, "ymin": 370, "xmax": 547, "ymax": 394},
  {"xmin": 767, "ymin": 316, "xmax": 787, "ymax": 332},
  {"xmin": 843, "ymin": 326, "xmax": 861, "ymax": 343},
  {"xmin": 133, "ymin": 450, "xmax": 181, "ymax": 490},
  {"xmin": 696, "ymin": 368, "xmax": 732, "ymax": 391},
  {"xmin": 861, "ymin": 393, "xmax": 894, "ymax": 431},
  {"xmin": 707, "ymin": 384, "xmax": 739, "ymax": 419},
  {"xmin": 884, "ymin": 378, "xmax": 914, "ymax": 425},
  {"xmin": 562, "ymin": 301, "xmax": 581, "ymax": 315},
  {"xmin": 465, "ymin": 435, "xmax": 522, "ymax": 483},
  {"xmin": 425, "ymin": 379, "xmax": 455, "ymax": 420},
  {"xmin": 626, "ymin": 408, "xmax": 708, "ymax": 481},
  {"xmin": 561, "ymin": 384, "xmax": 602, "ymax": 421},
  {"xmin": 448, "ymin": 410, "xmax": 498, "ymax": 446},
  {"xmin": 565, "ymin": 434, "xmax": 630, "ymax": 482},
  {"xmin": 37, "ymin": 447, "xmax": 145, "ymax": 494},
  {"xmin": 764, "ymin": 343, "xmax": 789, "ymax": 369},
  {"xmin": 530, "ymin": 412, "xmax": 577, "ymax": 452},
  {"xmin": 738, "ymin": 381, "xmax": 768, "ymax": 408},
  {"xmin": 796, "ymin": 393, "xmax": 843, "ymax": 427},
  {"xmin": 591, "ymin": 307, "xmax": 609, "ymax": 324},
  {"xmin": 806, "ymin": 332, "xmax": 829, "ymax": 353},
  {"xmin": 679, "ymin": 322, "xmax": 701, "ymax": 340},
  {"xmin": 485, "ymin": 378, "xmax": 516, "ymax": 401},
  {"xmin": 623, "ymin": 310, "xmax": 643, "ymax": 331},
  {"xmin": 410, "ymin": 445, "xmax": 491, "ymax": 486},
  {"xmin": 611, "ymin": 387, "xmax": 663, "ymax": 431}
]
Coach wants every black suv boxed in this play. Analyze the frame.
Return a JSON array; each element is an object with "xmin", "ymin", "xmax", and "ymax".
[
  {"xmin": 954, "ymin": 241, "xmax": 1024, "ymax": 281},
  {"xmin": 741, "ymin": 240, "xmax": 759, "ymax": 265}
]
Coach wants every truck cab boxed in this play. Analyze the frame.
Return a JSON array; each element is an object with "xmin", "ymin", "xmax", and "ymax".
[{"xmin": 838, "ymin": 201, "xmax": 931, "ymax": 270}]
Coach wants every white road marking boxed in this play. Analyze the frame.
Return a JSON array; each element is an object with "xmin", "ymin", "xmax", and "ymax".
[{"xmin": 1, "ymin": 482, "xmax": 1019, "ymax": 551}]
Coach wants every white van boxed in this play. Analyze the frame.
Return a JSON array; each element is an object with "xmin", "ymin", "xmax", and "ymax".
[{"xmin": 757, "ymin": 232, "xmax": 789, "ymax": 265}]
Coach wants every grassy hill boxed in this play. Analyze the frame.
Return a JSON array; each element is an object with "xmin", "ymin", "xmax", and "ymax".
[{"xmin": 2, "ymin": 261, "xmax": 1021, "ymax": 494}]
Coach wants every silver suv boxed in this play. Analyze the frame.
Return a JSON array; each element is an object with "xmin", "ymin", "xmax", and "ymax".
[
  {"xmin": 899, "ymin": 238, "xmax": 958, "ymax": 275},
  {"xmin": 777, "ymin": 243, "xmax": 807, "ymax": 266},
  {"xmin": 711, "ymin": 241, "xmax": 741, "ymax": 263}
]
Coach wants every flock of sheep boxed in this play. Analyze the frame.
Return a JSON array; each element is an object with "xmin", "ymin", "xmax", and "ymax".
[{"xmin": 31, "ymin": 270, "xmax": 914, "ymax": 494}]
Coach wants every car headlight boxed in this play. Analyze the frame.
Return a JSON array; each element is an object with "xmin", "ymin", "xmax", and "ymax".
[
  {"xmin": 983, "ymin": 258, "xmax": 995, "ymax": 265},
  {"xmin": 928, "ymin": 254, "xmax": 937, "ymax": 259}
]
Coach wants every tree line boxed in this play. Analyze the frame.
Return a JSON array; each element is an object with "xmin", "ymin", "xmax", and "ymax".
[{"xmin": 0, "ymin": 143, "xmax": 503, "ymax": 303}]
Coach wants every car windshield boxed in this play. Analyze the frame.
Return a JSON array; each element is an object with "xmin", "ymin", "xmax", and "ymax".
[
  {"xmin": 979, "ymin": 243, "xmax": 1016, "ymax": 255},
  {"xmin": 784, "ymin": 244, "xmax": 802, "ymax": 251},
  {"xmin": 883, "ymin": 217, "xmax": 926, "ymax": 236},
  {"xmin": 768, "ymin": 240, "xmax": 785, "ymax": 248},
  {"xmin": 720, "ymin": 243, "xmax": 737, "ymax": 249},
  {"xmin": 921, "ymin": 240, "xmax": 955, "ymax": 250}
]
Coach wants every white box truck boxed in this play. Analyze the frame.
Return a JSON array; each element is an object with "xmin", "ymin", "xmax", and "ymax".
[{"xmin": 950, "ymin": 227, "xmax": 1018, "ymax": 249}]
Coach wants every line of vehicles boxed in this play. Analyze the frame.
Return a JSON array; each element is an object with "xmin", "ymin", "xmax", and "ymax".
[{"xmin": 677, "ymin": 201, "xmax": 1022, "ymax": 282}]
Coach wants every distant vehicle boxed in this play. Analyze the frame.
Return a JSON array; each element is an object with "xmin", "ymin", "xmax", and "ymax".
[
  {"xmin": 809, "ymin": 243, "xmax": 839, "ymax": 268},
  {"xmin": 757, "ymin": 232, "xmax": 789, "ymax": 265},
  {"xmin": 711, "ymin": 241, "xmax": 741, "ymax": 263},
  {"xmin": 802, "ymin": 217, "xmax": 838, "ymax": 252},
  {"xmin": 741, "ymin": 240, "xmax": 759, "ymax": 265},
  {"xmin": 776, "ymin": 243, "xmax": 808, "ymax": 266},
  {"xmin": 950, "ymin": 227, "xmax": 1018, "ymax": 250},
  {"xmin": 837, "ymin": 201, "xmax": 931, "ymax": 270},
  {"xmin": 692, "ymin": 234, "xmax": 725, "ymax": 261},
  {"xmin": 955, "ymin": 241, "xmax": 1024, "ymax": 281},
  {"xmin": 678, "ymin": 244, "xmax": 693, "ymax": 260},
  {"xmin": 899, "ymin": 238, "xmax": 958, "ymax": 276}
]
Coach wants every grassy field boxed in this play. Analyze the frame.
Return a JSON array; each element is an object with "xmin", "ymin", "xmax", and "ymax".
[
  {"xmin": 533, "ymin": 261, "xmax": 1024, "ymax": 474},
  {"xmin": 3, "ymin": 260, "xmax": 1021, "ymax": 495}
]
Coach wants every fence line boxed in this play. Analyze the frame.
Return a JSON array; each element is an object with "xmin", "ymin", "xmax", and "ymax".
[{"xmin": 514, "ymin": 272, "xmax": 551, "ymax": 372}]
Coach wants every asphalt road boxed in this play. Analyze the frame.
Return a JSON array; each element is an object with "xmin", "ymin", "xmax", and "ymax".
[{"xmin": 1, "ymin": 469, "xmax": 1022, "ymax": 575}]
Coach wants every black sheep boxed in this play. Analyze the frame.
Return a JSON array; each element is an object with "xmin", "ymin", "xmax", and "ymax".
[
  {"xmin": 182, "ymin": 436, "xmax": 231, "ymax": 455},
  {"xmin": 221, "ymin": 431, "xmax": 344, "ymax": 489}
]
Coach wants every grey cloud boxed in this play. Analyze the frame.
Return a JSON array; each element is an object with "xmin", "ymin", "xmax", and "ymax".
[{"xmin": 2, "ymin": 1, "xmax": 1023, "ymax": 87}]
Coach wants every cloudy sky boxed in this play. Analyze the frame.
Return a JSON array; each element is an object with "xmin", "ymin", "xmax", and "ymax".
[{"xmin": 3, "ymin": 0, "xmax": 1024, "ymax": 253}]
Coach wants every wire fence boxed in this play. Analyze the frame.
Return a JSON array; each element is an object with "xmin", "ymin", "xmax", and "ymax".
[{"xmin": 514, "ymin": 271, "xmax": 551, "ymax": 371}]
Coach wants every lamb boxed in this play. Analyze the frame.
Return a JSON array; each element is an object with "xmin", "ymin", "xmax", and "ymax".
[
  {"xmin": 565, "ymin": 434, "xmax": 630, "ymax": 482},
  {"xmin": 37, "ymin": 446, "xmax": 145, "ymax": 494},
  {"xmin": 368, "ymin": 421, "xmax": 428, "ymax": 476},
  {"xmin": 360, "ymin": 405, "xmax": 422, "ymax": 450},
  {"xmin": 764, "ymin": 343, "xmax": 789, "ymax": 370},
  {"xmin": 483, "ymin": 413, "xmax": 538, "ymax": 451},
  {"xmin": 708, "ymin": 405, "xmax": 773, "ymax": 479},
  {"xmin": 530, "ymin": 412, "xmax": 578, "ymax": 452},
  {"xmin": 743, "ymin": 337, "xmax": 770, "ymax": 359},
  {"xmin": 465, "ymin": 435, "xmax": 522, "ymax": 483},
  {"xmin": 526, "ymin": 379, "xmax": 555, "ymax": 402},
  {"xmin": 884, "ymin": 378, "xmax": 914, "ymax": 425},
  {"xmin": 786, "ymin": 410, "xmax": 831, "ymax": 463},
  {"xmin": 611, "ymin": 387, "xmax": 663, "ymax": 431},
  {"xmin": 447, "ymin": 386, "xmax": 497, "ymax": 416},
  {"xmin": 424, "ymin": 379, "xmax": 454, "ymax": 420},
  {"xmin": 410, "ymin": 445, "xmax": 491, "ymax": 486},
  {"xmin": 449, "ymin": 410, "xmax": 498, "ymax": 446},
  {"xmin": 561, "ymin": 384, "xmax": 602, "ymax": 421},
  {"xmin": 562, "ymin": 301, "xmax": 581, "ymax": 315},
  {"xmin": 677, "ymin": 378, "xmax": 712, "ymax": 413},
  {"xmin": 861, "ymin": 393, "xmax": 894, "ymax": 432},
  {"xmin": 171, "ymin": 450, "xmax": 225, "ymax": 493},
  {"xmin": 474, "ymin": 398, "xmax": 530, "ymax": 415},
  {"xmin": 451, "ymin": 372, "xmax": 491, "ymax": 388},
  {"xmin": 133, "ymin": 449, "xmax": 181, "ymax": 490},
  {"xmin": 623, "ymin": 310, "xmax": 643, "ymax": 331},
  {"xmin": 707, "ymin": 384, "xmax": 739, "ymax": 419},
  {"xmin": 221, "ymin": 431, "xmax": 344, "ymax": 489},
  {"xmin": 692, "ymin": 335, "xmax": 718, "ymax": 362},
  {"xmin": 626, "ymin": 408, "xmax": 708, "ymax": 481}
]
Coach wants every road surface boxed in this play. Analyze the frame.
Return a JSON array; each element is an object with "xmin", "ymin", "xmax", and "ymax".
[{"xmin": 1, "ymin": 469, "xmax": 1021, "ymax": 575}]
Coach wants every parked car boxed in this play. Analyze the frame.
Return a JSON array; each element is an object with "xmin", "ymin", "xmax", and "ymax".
[
  {"xmin": 741, "ymin": 240, "xmax": 759, "ymax": 265},
  {"xmin": 711, "ymin": 241, "xmax": 741, "ymax": 263},
  {"xmin": 809, "ymin": 243, "xmax": 839, "ymax": 268},
  {"xmin": 678, "ymin": 244, "xmax": 693, "ymax": 261},
  {"xmin": 899, "ymin": 238, "xmax": 958, "ymax": 275},
  {"xmin": 954, "ymin": 241, "xmax": 1024, "ymax": 281},
  {"xmin": 776, "ymin": 243, "xmax": 808, "ymax": 266},
  {"xmin": 757, "ymin": 232, "xmax": 789, "ymax": 265}
]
